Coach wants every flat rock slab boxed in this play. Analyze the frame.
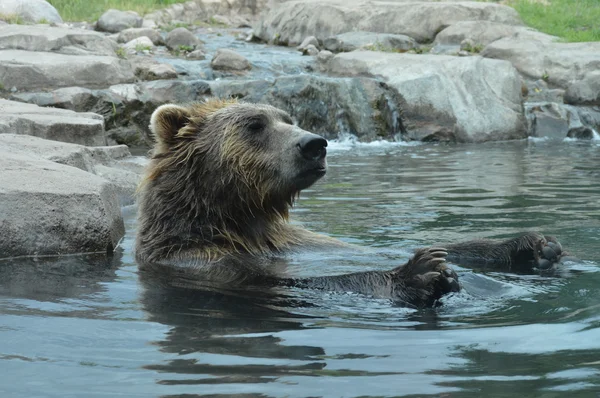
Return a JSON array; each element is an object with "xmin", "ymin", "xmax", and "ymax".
[
  {"xmin": 323, "ymin": 31, "xmax": 416, "ymax": 53},
  {"xmin": 255, "ymin": 0, "xmax": 523, "ymax": 45},
  {"xmin": 0, "ymin": 50, "xmax": 135, "ymax": 90},
  {"xmin": 329, "ymin": 51, "xmax": 526, "ymax": 142},
  {"xmin": 0, "ymin": 99, "xmax": 106, "ymax": 146},
  {"xmin": 482, "ymin": 38, "xmax": 600, "ymax": 106},
  {"xmin": 0, "ymin": 151, "xmax": 124, "ymax": 259},
  {"xmin": 0, "ymin": 134, "xmax": 143, "ymax": 205},
  {"xmin": 0, "ymin": 24, "xmax": 118, "ymax": 56}
]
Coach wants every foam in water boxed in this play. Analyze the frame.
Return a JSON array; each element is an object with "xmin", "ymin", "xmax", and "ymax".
[{"xmin": 328, "ymin": 133, "xmax": 421, "ymax": 152}]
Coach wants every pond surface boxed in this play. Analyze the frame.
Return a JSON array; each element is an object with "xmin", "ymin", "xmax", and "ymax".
[{"xmin": 1, "ymin": 139, "xmax": 599, "ymax": 397}]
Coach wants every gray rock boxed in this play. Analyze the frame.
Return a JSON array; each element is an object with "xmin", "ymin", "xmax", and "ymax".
[
  {"xmin": 567, "ymin": 126, "xmax": 595, "ymax": 140},
  {"xmin": 210, "ymin": 74, "xmax": 405, "ymax": 141},
  {"xmin": 165, "ymin": 27, "xmax": 200, "ymax": 50},
  {"xmin": 328, "ymin": 51, "xmax": 526, "ymax": 142},
  {"xmin": 144, "ymin": 0, "xmax": 267, "ymax": 26},
  {"xmin": 297, "ymin": 36, "xmax": 319, "ymax": 51},
  {"xmin": 0, "ymin": 134, "xmax": 142, "ymax": 204},
  {"xmin": 0, "ymin": 24, "xmax": 117, "ymax": 56},
  {"xmin": 525, "ymin": 102, "xmax": 570, "ymax": 139},
  {"xmin": 565, "ymin": 72, "xmax": 600, "ymax": 106},
  {"xmin": 117, "ymin": 27, "xmax": 163, "ymax": 45},
  {"xmin": 525, "ymin": 79, "xmax": 565, "ymax": 103},
  {"xmin": 96, "ymin": 9, "xmax": 143, "ymax": 33},
  {"xmin": 323, "ymin": 31, "xmax": 416, "ymax": 53},
  {"xmin": 302, "ymin": 44, "xmax": 319, "ymax": 56},
  {"xmin": 482, "ymin": 39, "xmax": 600, "ymax": 99},
  {"xmin": 130, "ymin": 57, "xmax": 178, "ymax": 80},
  {"xmin": 122, "ymin": 36, "xmax": 155, "ymax": 54},
  {"xmin": 0, "ymin": 50, "xmax": 135, "ymax": 90},
  {"xmin": 11, "ymin": 80, "xmax": 212, "ymax": 147},
  {"xmin": 433, "ymin": 21, "xmax": 556, "ymax": 54},
  {"xmin": 0, "ymin": 0, "xmax": 63, "ymax": 24},
  {"xmin": 210, "ymin": 48, "xmax": 251, "ymax": 71},
  {"xmin": 0, "ymin": 151, "xmax": 123, "ymax": 259},
  {"xmin": 255, "ymin": 0, "xmax": 522, "ymax": 45},
  {"xmin": 186, "ymin": 49, "xmax": 206, "ymax": 60},
  {"xmin": 0, "ymin": 99, "xmax": 106, "ymax": 146}
]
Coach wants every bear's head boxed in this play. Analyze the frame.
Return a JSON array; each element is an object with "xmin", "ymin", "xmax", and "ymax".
[{"xmin": 136, "ymin": 98, "xmax": 328, "ymax": 261}]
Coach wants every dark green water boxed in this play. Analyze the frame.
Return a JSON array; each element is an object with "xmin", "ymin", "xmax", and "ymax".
[{"xmin": 1, "ymin": 139, "xmax": 599, "ymax": 397}]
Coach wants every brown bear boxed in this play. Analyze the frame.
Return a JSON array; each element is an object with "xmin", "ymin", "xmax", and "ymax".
[{"xmin": 135, "ymin": 98, "xmax": 564, "ymax": 308}]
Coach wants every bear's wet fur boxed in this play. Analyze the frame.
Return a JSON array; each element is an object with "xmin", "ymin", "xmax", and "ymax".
[{"xmin": 136, "ymin": 98, "xmax": 564, "ymax": 308}]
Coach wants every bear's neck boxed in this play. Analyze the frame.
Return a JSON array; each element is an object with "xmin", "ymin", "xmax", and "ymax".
[{"xmin": 136, "ymin": 174, "xmax": 299, "ymax": 263}]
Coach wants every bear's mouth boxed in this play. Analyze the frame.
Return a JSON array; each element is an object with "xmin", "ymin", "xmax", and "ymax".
[{"xmin": 294, "ymin": 166, "xmax": 327, "ymax": 190}]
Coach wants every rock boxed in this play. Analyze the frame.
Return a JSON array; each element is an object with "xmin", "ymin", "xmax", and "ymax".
[
  {"xmin": 0, "ymin": 50, "xmax": 135, "ymax": 90},
  {"xmin": 0, "ymin": 99, "xmax": 106, "ymax": 146},
  {"xmin": 165, "ymin": 27, "xmax": 200, "ymax": 50},
  {"xmin": 482, "ymin": 39, "xmax": 600, "ymax": 100},
  {"xmin": 0, "ymin": 24, "xmax": 118, "ymax": 56},
  {"xmin": 298, "ymin": 36, "xmax": 319, "ymax": 51},
  {"xmin": 210, "ymin": 48, "xmax": 251, "ymax": 71},
  {"xmin": 130, "ymin": 57, "xmax": 178, "ymax": 80},
  {"xmin": 0, "ymin": 0, "xmax": 63, "ymax": 24},
  {"xmin": 0, "ymin": 151, "xmax": 124, "ymax": 258},
  {"xmin": 302, "ymin": 44, "xmax": 319, "ymax": 56},
  {"xmin": 564, "ymin": 73, "xmax": 600, "ymax": 106},
  {"xmin": 210, "ymin": 74, "xmax": 405, "ymax": 141},
  {"xmin": 567, "ymin": 126, "xmax": 595, "ymax": 140},
  {"xmin": 525, "ymin": 79, "xmax": 565, "ymax": 103},
  {"xmin": 323, "ymin": 31, "xmax": 416, "ymax": 53},
  {"xmin": 525, "ymin": 102, "xmax": 570, "ymax": 139},
  {"xmin": 255, "ymin": 0, "xmax": 522, "ymax": 45},
  {"xmin": 0, "ymin": 134, "xmax": 142, "ymax": 204},
  {"xmin": 122, "ymin": 36, "xmax": 155, "ymax": 53},
  {"xmin": 11, "ymin": 80, "xmax": 212, "ymax": 147},
  {"xmin": 433, "ymin": 21, "xmax": 556, "ymax": 54},
  {"xmin": 328, "ymin": 51, "xmax": 526, "ymax": 142},
  {"xmin": 96, "ymin": 9, "xmax": 143, "ymax": 33},
  {"xmin": 186, "ymin": 49, "xmax": 206, "ymax": 60},
  {"xmin": 117, "ymin": 27, "xmax": 163, "ymax": 46}
]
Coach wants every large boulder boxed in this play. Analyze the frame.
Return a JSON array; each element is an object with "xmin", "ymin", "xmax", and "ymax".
[
  {"xmin": 323, "ymin": 31, "xmax": 416, "ymax": 53},
  {"xmin": 0, "ymin": 99, "xmax": 106, "ymax": 146},
  {"xmin": 0, "ymin": 134, "xmax": 143, "ymax": 204},
  {"xmin": 328, "ymin": 51, "xmax": 526, "ymax": 142},
  {"xmin": 96, "ymin": 9, "xmax": 143, "ymax": 33},
  {"xmin": 0, "ymin": 151, "xmax": 124, "ymax": 259},
  {"xmin": 144, "ymin": 0, "xmax": 268, "ymax": 26},
  {"xmin": 433, "ymin": 21, "xmax": 556, "ymax": 54},
  {"xmin": 210, "ymin": 74, "xmax": 405, "ymax": 141},
  {"xmin": 255, "ymin": 0, "xmax": 523, "ymax": 45},
  {"xmin": 482, "ymin": 38, "xmax": 600, "ymax": 105},
  {"xmin": 0, "ymin": 50, "xmax": 135, "ymax": 90},
  {"xmin": 0, "ymin": 24, "xmax": 118, "ymax": 56},
  {"xmin": 0, "ymin": 0, "xmax": 63, "ymax": 24}
]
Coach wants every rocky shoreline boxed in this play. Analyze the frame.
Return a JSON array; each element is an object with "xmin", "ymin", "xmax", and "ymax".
[{"xmin": 1, "ymin": 0, "xmax": 599, "ymax": 258}]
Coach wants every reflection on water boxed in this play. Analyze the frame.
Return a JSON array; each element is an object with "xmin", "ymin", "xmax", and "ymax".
[{"xmin": 0, "ymin": 140, "xmax": 599, "ymax": 397}]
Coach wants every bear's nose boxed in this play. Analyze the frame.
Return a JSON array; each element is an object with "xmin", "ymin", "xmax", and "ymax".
[{"xmin": 297, "ymin": 134, "xmax": 328, "ymax": 161}]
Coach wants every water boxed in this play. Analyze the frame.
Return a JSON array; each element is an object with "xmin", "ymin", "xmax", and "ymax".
[{"xmin": 1, "ymin": 139, "xmax": 599, "ymax": 397}]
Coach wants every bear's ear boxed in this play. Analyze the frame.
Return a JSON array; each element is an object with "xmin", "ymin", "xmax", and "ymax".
[{"xmin": 150, "ymin": 104, "xmax": 191, "ymax": 146}]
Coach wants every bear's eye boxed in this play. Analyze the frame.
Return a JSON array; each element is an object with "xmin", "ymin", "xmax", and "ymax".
[{"xmin": 247, "ymin": 118, "xmax": 266, "ymax": 133}]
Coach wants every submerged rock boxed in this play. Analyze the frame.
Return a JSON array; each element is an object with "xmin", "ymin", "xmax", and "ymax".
[{"xmin": 328, "ymin": 51, "xmax": 526, "ymax": 142}]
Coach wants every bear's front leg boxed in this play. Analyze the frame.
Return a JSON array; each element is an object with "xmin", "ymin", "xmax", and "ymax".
[
  {"xmin": 444, "ymin": 232, "xmax": 566, "ymax": 272},
  {"xmin": 390, "ymin": 247, "xmax": 460, "ymax": 308}
]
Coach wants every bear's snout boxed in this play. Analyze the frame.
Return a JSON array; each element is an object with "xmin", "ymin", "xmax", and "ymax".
[{"xmin": 297, "ymin": 134, "xmax": 328, "ymax": 161}]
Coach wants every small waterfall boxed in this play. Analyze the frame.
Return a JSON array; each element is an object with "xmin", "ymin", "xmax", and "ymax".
[{"xmin": 592, "ymin": 128, "xmax": 600, "ymax": 141}]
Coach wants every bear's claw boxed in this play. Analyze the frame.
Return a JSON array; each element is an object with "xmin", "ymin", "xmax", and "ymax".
[{"xmin": 535, "ymin": 236, "xmax": 565, "ymax": 270}]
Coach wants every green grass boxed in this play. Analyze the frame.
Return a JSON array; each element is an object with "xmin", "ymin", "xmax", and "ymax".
[
  {"xmin": 500, "ymin": 0, "xmax": 600, "ymax": 42},
  {"xmin": 0, "ymin": 13, "xmax": 25, "ymax": 24},
  {"xmin": 47, "ymin": 0, "xmax": 189, "ymax": 22}
]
